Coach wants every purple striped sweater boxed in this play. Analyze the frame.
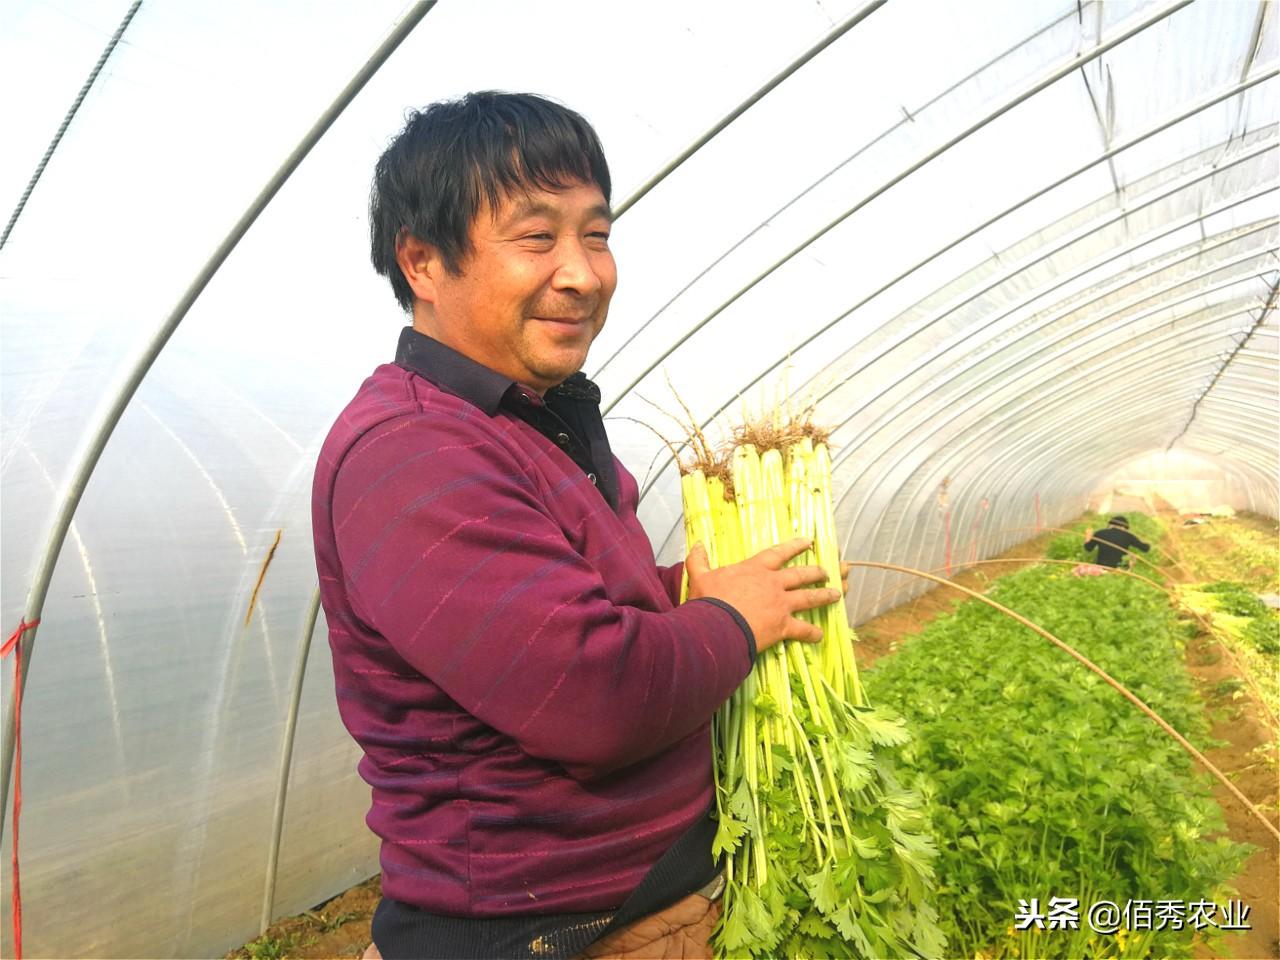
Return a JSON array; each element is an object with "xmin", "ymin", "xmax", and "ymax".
[{"xmin": 312, "ymin": 361, "xmax": 752, "ymax": 917}]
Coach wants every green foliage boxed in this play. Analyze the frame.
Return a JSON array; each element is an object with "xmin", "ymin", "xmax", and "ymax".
[
  {"xmin": 1182, "ymin": 580, "xmax": 1280, "ymax": 655},
  {"xmin": 244, "ymin": 934, "xmax": 292, "ymax": 960},
  {"xmin": 304, "ymin": 909, "xmax": 362, "ymax": 933},
  {"xmin": 1045, "ymin": 530, "xmax": 1090, "ymax": 563},
  {"xmin": 864, "ymin": 564, "xmax": 1252, "ymax": 959},
  {"xmin": 714, "ymin": 666, "xmax": 946, "ymax": 959},
  {"xmin": 702, "ymin": 441, "xmax": 945, "ymax": 959},
  {"xmin": 1178, "ymin": 515, "xmax": 1280, "ymax": 593},
  {"xmin": 1043, "ymin": 514, "xmax": 1101, "ymax": 562},
  {"xmin": 1199, "ymin": 581, "xmax": 1267, "ymax": 616}
]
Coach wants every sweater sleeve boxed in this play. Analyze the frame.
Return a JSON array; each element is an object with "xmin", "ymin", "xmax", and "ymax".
[
  {"xmin": 332, "ymin": 415, "xmax": 752, "ymax": 781},
  {"xmin": 656, "ymin": 561, "xmax": 685, "ymax": 607}
]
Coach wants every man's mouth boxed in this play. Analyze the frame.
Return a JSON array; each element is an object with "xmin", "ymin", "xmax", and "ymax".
[{"xmin": 533, "ymin": 316, "xmax": 592, "ymax": 332}]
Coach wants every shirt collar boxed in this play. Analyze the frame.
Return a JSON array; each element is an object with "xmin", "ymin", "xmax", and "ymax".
[
  {"xmin": 395, "ymin": 327, "xmax": 514, "ymax": 416},
  {"xmin": 394, "ymin": 327, "xmax": 603, "ymax": 415}
]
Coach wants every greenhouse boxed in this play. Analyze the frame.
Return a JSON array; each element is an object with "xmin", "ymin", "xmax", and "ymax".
[{"xmin": 1, "ymin": 0, "xmax": 1277, "ymax": 958}]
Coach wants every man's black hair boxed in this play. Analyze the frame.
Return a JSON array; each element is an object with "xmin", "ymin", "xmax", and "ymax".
[{"xmin": 370, "ymin": 91, "xmax": 612, "ymax": 311}]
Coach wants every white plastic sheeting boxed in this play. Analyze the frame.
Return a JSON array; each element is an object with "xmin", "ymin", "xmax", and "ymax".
[
  {"xmin": 1096, "ymin": 448, "xmax": 1271, "ymax": 514},
  {"xmin": 1, "ymin": 1, "xmax": 1276, "ymax": 956}
]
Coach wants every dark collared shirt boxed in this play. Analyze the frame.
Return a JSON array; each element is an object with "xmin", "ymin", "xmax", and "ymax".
[
  {"xmin": 1083, "ymin": 525, "xmax": 1151, "ymax": 568},
  {"xmin": 395, "ymin": 327, "xmax": 620, "ymax": 510}
]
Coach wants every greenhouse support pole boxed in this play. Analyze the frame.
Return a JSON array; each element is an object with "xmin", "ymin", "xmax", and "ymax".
[
  {"xmin": 604, "ymin": 0, "xmax": 1194, "ymax": 418},
  {"xmin": 260, "ymin": 588, "xmax": 323, "ymax": 935},
  {"xmin": 847, "ymin": 342, "xmax": 1252, "ymax": 564},
  {"xmin": 836, "ymin": 342, "xmax": 1239, "ymax": 613},
  {"xmin": 820, "ymin": 206, "xmax": 1279, "ymax": 536},
  {"xmin": 0, "ymin": 0, "xmax": 437, "ymax": 846},
  {"xmin": 1, "ymin": 0, "xmax": 142, "ymax": 251},
  {"xmin": 611, "ymin": 0, "xmax": 885, "ymax": 217},
  {"xmin": 656, "ymin": 224, "xmax": 1274, "ymax": 568},
  {"xmin": 634, "ymin": 4, "xmax": 1251, "ymax": 510}
]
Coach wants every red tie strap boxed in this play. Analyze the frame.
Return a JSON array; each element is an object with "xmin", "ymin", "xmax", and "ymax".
[{"xmin": 2, "ymin": 616, "xmax": 39, "ymax": 960}]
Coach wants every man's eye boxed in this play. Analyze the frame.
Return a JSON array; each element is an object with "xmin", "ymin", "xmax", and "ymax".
[
  {"xmin": 588, "ymin": 231, "xmax": 611, "ymax": 242},
  {"xmin": 524, "ymin": 233, "xmax": 554, "ymax": 241}
]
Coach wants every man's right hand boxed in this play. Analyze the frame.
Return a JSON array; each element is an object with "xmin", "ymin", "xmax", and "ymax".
[{"xmin": 685, "ymin": 538, "xmax": 840, "ymax": 654}]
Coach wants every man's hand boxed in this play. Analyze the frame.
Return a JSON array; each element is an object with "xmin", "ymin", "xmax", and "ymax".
[{"xmin": 685, "ymin": 538, "xmax": 840, "ymax": 654}]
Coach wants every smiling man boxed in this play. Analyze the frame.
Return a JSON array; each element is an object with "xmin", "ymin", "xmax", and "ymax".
[{"xmin": 312, "ymin": 92, "xmax": 838, "ymax": 960}]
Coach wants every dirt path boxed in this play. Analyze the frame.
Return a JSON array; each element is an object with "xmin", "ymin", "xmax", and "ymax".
[
  {"xmin": 1161, "ymin": 508, "xmax": 1279, "ymax": 960},
  {"xmin": 1186, "ymin": 629, "xmax": 1280, "ymax": 960},
  {"xmin": 227, "ymin": 877, "xmax": 379, "ymax": 959}
]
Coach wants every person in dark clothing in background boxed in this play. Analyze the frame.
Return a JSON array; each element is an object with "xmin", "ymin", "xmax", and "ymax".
[{"xmin": 1084, "ymin": 515, "xmax": 1151, "ymax": 568}]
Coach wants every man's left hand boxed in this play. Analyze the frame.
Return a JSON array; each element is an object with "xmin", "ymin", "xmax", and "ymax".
[{"xmin": 841, "ymin": 561, "xmax": 851, "ymax": 595}]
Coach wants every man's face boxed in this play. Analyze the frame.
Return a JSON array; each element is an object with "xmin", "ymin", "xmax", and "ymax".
[{"xmin": 418, "ymin": 180, "xmax": 616, "ymax": 393}]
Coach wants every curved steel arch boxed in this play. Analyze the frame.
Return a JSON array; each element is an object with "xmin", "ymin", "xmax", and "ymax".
[
  {"xmin": 646, "ymin": 174, "xmax": 1275, "ymax": 588},
  {"xmin": 865, "ymin": 380, "xmax": 1220, "ymax": 616},
  {"xmin": 843, "ymin": 349, "xmax": 1239, "ymax": 615},
  {"xmin": 611, "ymin": 0, "xmax": 886, "ymax": 218},
  {"xmin": 591, "ymin": 0, "xmax": 1089, "ymax": 381},
  {"xmin": 816, "ymin": 218, "xmax": 1277, "ymax": 490},
  {"xmin": 601, "ymin": 0, "xmax": 1194, "ymax": 416},
  {"xmin": 632, "ymin": 119, "xmax": 1278, "ymax": 503},
  {"xmin": 809, "ymin": 261, "xmax": 1269, "ymax": 562},
  {"xmin": 885, "ymin": 353, "xmax": 1271, "ymax": 588},
  {"xmin": 1179, "ymin": 410, "xmax": 1280, "ymax": 470},
  {"xmin": 831, "ymin": 282, "xmax": 1273, "ymax": 610},
  {"xmin": 1039, "ymin": 422, "xmax": 1271, "ymax": 517},
  {"xmin": 809, "ymin": 207, "xmax": 1276, "ymax": 421},
  {"xmin": 848, "ymin": 385, "xmax": 1205, "ymax": 616},
  {"xmin": 871, "ymin": 329, "xmax": 1258, "ymax": 513},
  {"xmin": 822, "ymin": 257, "xmax": 1275, "ymax": 511},
  {"xmin": 952, "ymin": 378, "xmax": 1280, "ymax": 552},
  {"xmin": 814, "ymin": 236, "xmax": 1274, "ymax": 474},
  {"xmin": 0, "ymin": 0, "xmax": 437, "ymax": 846},
  {"xmin": 1178, "ymin": 436, "xmax": 1279, "ymax": 510},
  {"xmin": 608, "ymin": 67, "xmax": 1275, "ymax": 454},
  {"xmin": 850, "ymin": 316, "xmax": 1267, "ymax": 559},
  {"xmin": 652, "ymin": 287, "xmax": 1259, "ymax": 566}
]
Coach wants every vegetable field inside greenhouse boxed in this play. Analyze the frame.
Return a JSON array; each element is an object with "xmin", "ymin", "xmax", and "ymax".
[
  {"xmin": 231, "ymin": 509, "xmax": 1279, "ymax": 960},
  {"xmin": 3, "ymin": 1, "xmax": 1278, "ymax": 958}
]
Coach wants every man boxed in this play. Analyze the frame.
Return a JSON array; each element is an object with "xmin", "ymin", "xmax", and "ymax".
[
  {"xmin": 311, "ymin": 92, "xmax": 840, "ymax": 959},
  {"xmin": 1083, "ymin": 515, "xmax": 1151, "ymax": 569}
]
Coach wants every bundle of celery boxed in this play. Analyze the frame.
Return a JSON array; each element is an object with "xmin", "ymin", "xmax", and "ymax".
[{"xmin": 680, "ymin": 425, "xmax": 945, "ymax": 959}]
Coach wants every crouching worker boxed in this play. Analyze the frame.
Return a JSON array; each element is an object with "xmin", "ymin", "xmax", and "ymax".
[
  {"xmin": 1083, "ymin": 515, "xmax": 1151, "ymax": 569},
  {"xmin": 312, "ymin": 92, "xmax": 841, "ymax": 959}
]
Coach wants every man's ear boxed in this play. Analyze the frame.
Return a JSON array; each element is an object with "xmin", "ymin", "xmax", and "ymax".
[{"xmin": 394, "ymin": 231, "xmax": 444, "ymax": 304}]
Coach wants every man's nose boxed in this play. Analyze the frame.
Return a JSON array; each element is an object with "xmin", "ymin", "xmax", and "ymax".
[{"xmin": 552, "ymin": 239, "xmax": 605, "ymax": 296}]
